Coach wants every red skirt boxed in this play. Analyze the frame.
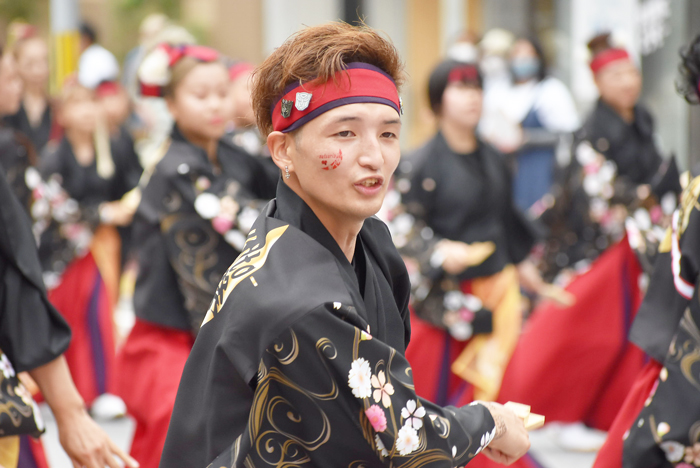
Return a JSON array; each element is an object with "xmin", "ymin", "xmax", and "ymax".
[
  {"xmin": 47, "ymin": 252, "xmax": 116, "ymax": 406},
  {"xmin": 115, "ymin": 319, "xmax": 193, "ymax": 468},
  {"xmin": 496, "ymin": 238, "xmax": 646, "ymax": 431},
  {"xmin": 592, "ymin": 360, "xmax": 663, "ymax": 468},
  {"xmin": 17, "ymin": 436, "xmax": 49, "ymax": 468}
]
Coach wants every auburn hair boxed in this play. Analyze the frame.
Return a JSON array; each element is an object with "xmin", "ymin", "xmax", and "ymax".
[{"xmin": 251, "ymin": 22, "xmax": 405, "ymax": 136}]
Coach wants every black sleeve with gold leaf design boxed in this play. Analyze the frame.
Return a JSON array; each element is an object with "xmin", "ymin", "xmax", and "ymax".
[
  {"xmin": 208, "ymin": 301, "xmax": 495, "ymax": 468},
  {"xmin": 630, "ymin": 175, "xmax": 700, "ymax": 362},
  {"xmin": 623, "ymin": 285, "xmax": 700, "ymax": 468}
]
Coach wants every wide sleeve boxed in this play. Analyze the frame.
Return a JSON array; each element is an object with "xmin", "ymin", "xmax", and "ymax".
[
  {"xmin": 208, "ymin": 302, "xmax": 496, "ymax": 467},
  {"xmin": 0, "ymin": 168, "xmax": 71, "ymax": 372}
]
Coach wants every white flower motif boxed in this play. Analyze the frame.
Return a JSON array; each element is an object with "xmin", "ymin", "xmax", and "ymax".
[
  {"xmin": 401, "ymin": 399, "xmax": 426, "ymax": 429},
  {"xmin": 395, "ymin": 423, "xmax": 420, "ymax": 456},
  {"xmin": 194, "ymin": 193, "xmax": 221, "ymax": 220},
  {"xmin": 475, "ymin": 426, "xmax": 497, "ymax": 455},
  {"xmin": 138, "ymin": 46, "xmax": 172, "ymax": 86},
  {"xmin": 348, "ymin": 358, "xmax": 372, "ymax": 399},
  {"xmin": 660, "ymin": 441, "xmax": 685, "ymax": 463},
  {"xmin": 371, "ymin": 370, "xmax": 395, "ymax": 408},
  {"xmin": 375, "ymin": 434, "xmax": 389, "ymax": 458},
  {"xmin": 0, "ymin": 354, "xmax": 15, "ymax": 379}
]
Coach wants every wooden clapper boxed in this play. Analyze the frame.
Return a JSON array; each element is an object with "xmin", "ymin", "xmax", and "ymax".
[{"xmin": 504, "ymin": 402, "xmax": 545, "ymax": 430}]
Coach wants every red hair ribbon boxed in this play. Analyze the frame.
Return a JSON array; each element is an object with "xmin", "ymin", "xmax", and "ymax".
[
  {"xmin": 270, "ymin": 62, "xmax": 401, "ymax": 133},
  {"xmin": 164, "ymin": 44, "xmax": 219, "ymax": 67},
  {"xmin": 590, "ymin": 48, "xmax": 631, "ymax": 74},
  {"xmin": 140, "ymin": 44, "xmax": 219, "ymax": 97}
]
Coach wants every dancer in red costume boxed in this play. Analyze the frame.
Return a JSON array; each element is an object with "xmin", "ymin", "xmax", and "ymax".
[
  {"xmin": 396, "ymin": 59, "xmax": 569, "ymax": 410},
  {"xmin": 593, "ymin": 32, "xmax": 700, "ymax": 468},
  {"xmin": 470, "ymin": 33, "xmax": 682, "ymax": 467},
  {"xmin": 115, "ymin": 42, "xmax": 272, "ymax": 468}
]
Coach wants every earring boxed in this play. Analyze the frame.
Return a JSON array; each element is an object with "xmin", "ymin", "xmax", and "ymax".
[{"xmin": 285, "ymin": 166, "xmax": 290, "ymax": 179}]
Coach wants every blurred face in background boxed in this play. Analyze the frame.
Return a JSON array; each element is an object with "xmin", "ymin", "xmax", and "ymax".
[
  {"xmin": 229, "ymin": 71, "xmax": 255, "ymax": 128},
  {"xmin": 16, "ymin": 37, "xmax": 49, "ymax": 92},
  {"xmin": 510, "ymin": 39, "xmax": 540, "ymax": 83},
  {"xmin": 440, "ymin": 82, "xmax": 483, "ymax": 132},
  {"xmin": 595, "ymin": 59, "xmax": 642, "ymax": 116},
  {"xmin": 98, "ymin": 85, "xmax": 130, "ymax": 130},
  {"xmin": 59, "ymin": 87, "xmax": 99, "ymax": 134},
  {"xmin": 0, "ymin": 52, "xmax": 23, "ymax": 116},
  {"xmin": 167, "ymin": 62, "xmax": 230, "ymax": 145}
]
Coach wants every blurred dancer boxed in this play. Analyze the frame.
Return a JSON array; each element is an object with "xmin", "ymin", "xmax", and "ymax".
[
  {"xmin": 491, "ymin": 33, "xmax": 681, "ymax": 459},
  {"xmin": 122, "ymin": 14, "xmax": 170, "ymax": 101},
  {"xmin": 594, "ymin": 33, "xmax": 700, "ymax": 468},
  {"xmin": 38, "ymin": 80, "xmax": 138, "ymax": 418},
  {"xmin": 78, "ymin": 23, "xmax": 119, "ymax": 90},
  {"xmin": 4, "ymin": 25, "xmax": 58, "ymax": 154},
  {"xmin": 115, "ymin": 43, "xmax": 272, "ymax": 468},
  {"xmin": 225, "ymin": 60, "xmax": 277, "ymax": 198},
  {"xmin": 160, "ymin": 23, "xmax": 530, "ymax": 468},
  {"xmin": 500, "ymin": 37, "xmax": 580, "ymax": 211},
  {"xmin": 397, "ymin": 60, "xmax": 568, "ymax": 409},
  {"xmin": 0, "ymin": 43, "xmax": 138, "ymax": 468},
  {"xmin": 96, "ymin": 80, "xmax": 144, "ymax": 265}
]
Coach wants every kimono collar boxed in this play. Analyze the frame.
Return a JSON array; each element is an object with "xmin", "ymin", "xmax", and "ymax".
[{"xmin": 273, "ymin": 179, "xmax": 356, "ymax": 267}]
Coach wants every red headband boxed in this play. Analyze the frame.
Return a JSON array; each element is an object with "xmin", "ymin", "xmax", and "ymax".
[
  {"xmin": 271, "ymin": 63, "xmax": 401, "ymax": 133},
  {"xmin": 140, "ymin": 44, "xmax": 220, "ymax": 97},
  {"xmin": 96, "ymin": 81, "xmax": 121, "ymax": 97},
  {"xmin": 590, "ymin": 48, "xmax": 631, "ymax": 74},
  {"xmin": 448, "ymin": 65, "xmax": 480, "ymax": 84}
]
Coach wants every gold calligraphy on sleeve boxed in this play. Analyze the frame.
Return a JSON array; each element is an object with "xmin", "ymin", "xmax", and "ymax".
[{"xmin": 201, "ymin": 225, "xmax": 288, "ymax": 327}]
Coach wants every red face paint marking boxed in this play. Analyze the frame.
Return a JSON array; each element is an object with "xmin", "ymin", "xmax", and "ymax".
[{"xmin": 319, "ymin": 149, "xmax": 343, "ymax": 170}]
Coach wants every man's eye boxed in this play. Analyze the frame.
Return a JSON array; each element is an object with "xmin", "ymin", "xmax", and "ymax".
[
  {"xmin": 337, "ymin": 131, "xmax": 353, "ymax": 137},
  {"xmin": 382, "ymin": 132, "xmax": 397, "ymax": 138}
]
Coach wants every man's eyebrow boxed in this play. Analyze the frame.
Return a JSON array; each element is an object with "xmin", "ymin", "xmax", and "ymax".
[
  {"xmin": 328, "ymin": 115, "xmax": 360, "ymax": 124},
  {"xmin": 383, "ymin": 118, "xmax": 401, "ymax": 125}
]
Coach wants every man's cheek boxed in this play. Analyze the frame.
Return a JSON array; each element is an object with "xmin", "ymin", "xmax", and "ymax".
[{"xmin": 318, "ymin": 149, "xmax": 343, "ymax": 171}]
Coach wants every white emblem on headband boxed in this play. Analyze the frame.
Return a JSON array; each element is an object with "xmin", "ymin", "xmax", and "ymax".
[{"xmin": 295, "ymin": 92, "xmax": 312, "ymax": 111}]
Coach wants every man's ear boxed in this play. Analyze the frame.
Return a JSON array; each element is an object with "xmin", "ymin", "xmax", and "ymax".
[{"xmin": 267, "ymin": 131, "xmax": 296, "ymax": 173}]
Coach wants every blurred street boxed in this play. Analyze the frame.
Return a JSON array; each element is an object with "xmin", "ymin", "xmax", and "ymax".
[{"xmin": 39, "ymin": 404, "xmax": 598, "ymax": 468}]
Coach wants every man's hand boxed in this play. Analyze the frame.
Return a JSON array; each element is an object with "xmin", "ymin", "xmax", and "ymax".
[
  {"xmin": 480, "ymin": 402, "xmax": 530, "ymax": 465},
  {"xmin": 56, "ymin": 408, "xmax": 139, "ymax": 468}
]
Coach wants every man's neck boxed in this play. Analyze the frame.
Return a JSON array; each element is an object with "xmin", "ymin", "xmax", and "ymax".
[{"xmin": 286, "ymin": 181, "xmax": 363, "ymax": 263}]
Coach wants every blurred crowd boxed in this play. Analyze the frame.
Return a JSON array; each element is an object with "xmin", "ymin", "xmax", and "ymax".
[{"xmin": 0, "ymin": 11, "xmax": 699, "ymax": 468}]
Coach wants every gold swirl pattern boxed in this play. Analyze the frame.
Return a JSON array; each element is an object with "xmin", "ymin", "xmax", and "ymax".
[
  {"xmin": 678, "ymin": 307, "xmax": 700, "ymax": 391},
  {"xmin": 269, "ymin": 331, "xmax": 299, "ymax": 366},
  {"xmin": 678, "ymin": 175, "xmax": 700, "ymax": 237}
]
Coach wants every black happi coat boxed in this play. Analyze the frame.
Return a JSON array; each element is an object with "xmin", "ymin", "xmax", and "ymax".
[
  {"xmin": 0, "ymin": 126, "xmax": 36, "ymax": 210},
  {"xmin": 159, "ymin": 181, "xmax": 496, "ymax": 468},
  {"xmin": 40, "ymin": 136, "xmax": 137, "ymax": 206},
  {"xmin": 620, "ymin": 176, "xmax": 700, "ymax": 467},
  {"xmin": 3, "ymin": 102, "xmax": 54, "ymax": 155},
  {"xmin": 133, "ymin": 126, "xmax": 271, "ymax": 334},
  {"xmin": 577, "ymin": 100, "xmax": 662, "ymax": 186},
  {"xmin": 401, "ymin": 133, "xmax": 537, "ymax": 281},
  {"xmin": 0, "ymin": 164, "xmax": 71, "ymax": 372}
]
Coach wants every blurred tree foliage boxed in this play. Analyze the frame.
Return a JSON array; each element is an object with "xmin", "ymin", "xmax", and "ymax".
[{"xmin": 0, "ymin": 0, "xmax": 40, "ymax": 22}]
